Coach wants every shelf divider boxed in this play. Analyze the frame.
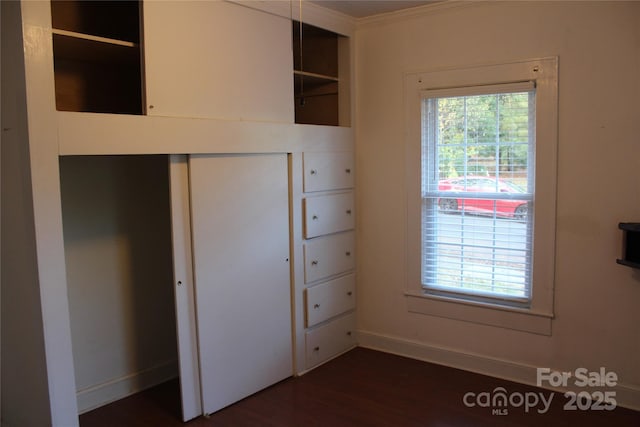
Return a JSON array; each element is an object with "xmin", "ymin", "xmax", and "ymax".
[
  {"xmin": 52, "ymin": 28, "xmax": 137, "ymax": 48},
  {"xmin": 294, "ymin": 70, "xmax": 339, "ymax": 82}
]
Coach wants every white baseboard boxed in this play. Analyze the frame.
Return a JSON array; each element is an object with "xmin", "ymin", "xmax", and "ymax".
[
  {"xmin": 76, "ymin": 359, "xmax": 179, "ymax": 414},
  {"xmin": 358, "ymin": 330, "xmax": 640, "ymax": 411}
]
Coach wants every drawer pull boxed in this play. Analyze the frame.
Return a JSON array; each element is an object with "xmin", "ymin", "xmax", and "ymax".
[
  {"xmin": 345, "ymin": 251, "xmax": 351, "ymax": 257},
  {"xmin": 345, "ymin": 168, "xmax": 351, "ymax": 174},
  {"xmin": 310, "ymin": 169, "xmax": 317, "ymax": 175},
  {"xmin": 313, "ymin": 346, "xmax": 320, "ymax": 352},
  {"xmin": 347, "ymin": 291, "xmax": 353, "ymax": 296},
  {"xmin": 312, "ymin": 215, "xmax": 319, "ymax": 220},
  {"xmin": 346, "ymin": 209, "xmax": 352, "ymax": 215},
  {"xmin": 313, "ymin": 303, "xmax": 320, "ymax": 309},
  {"xmin": 346, "ymin": 331, "xmax": 352, "ymax": 336},
  {"xmin": 311, "ymin": 260, "xmax": 319, "ymax": 266}
]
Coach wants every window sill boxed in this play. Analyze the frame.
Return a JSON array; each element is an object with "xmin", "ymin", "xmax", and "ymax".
[{"xmin": 405, "ymin": 291, "xmax": 553, "ymax": 335}]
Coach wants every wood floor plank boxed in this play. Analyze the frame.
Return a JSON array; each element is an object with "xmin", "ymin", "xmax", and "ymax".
[{"xmin": 79, "ymin": 348, "xmax": 640, "ymax": 427}]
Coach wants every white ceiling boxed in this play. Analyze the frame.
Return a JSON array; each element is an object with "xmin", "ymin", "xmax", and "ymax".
[{"xmin": 309, "ymin": 0, "xmax": 437, "ymax": 18}]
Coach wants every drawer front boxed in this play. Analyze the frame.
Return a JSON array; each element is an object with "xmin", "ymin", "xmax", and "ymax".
[
  {"xmin": 306, "ymin": 274, "xmax": 356, "ymax": 327},
  {"xmin": 304, "ymin": 232, "xmax": 355, "ymax": 283},
  {"xmin": 304, "ymin": 192, "xmax": 354, "ymax": 239},
  {"xmin": 303, "ymin": 152, "xmax": 354, "ymax": 193},
  {"xmin": 305, "ymin": 312, "xmax": 356, "ymax": 369}
]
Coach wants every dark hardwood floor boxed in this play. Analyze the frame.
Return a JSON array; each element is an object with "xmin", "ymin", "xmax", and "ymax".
[{"xmin": 80, "ymin": 348, "xmax": 639, "ymax": 427}]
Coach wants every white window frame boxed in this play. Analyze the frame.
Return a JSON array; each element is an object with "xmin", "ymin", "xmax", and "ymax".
[{"xmin": 405, "ymin": 58, "xmax": 558, "ymax": 335}]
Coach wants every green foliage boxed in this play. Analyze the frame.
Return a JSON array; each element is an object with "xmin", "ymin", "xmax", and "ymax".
[{"xmin": 436, "ymin": 92, "xmax": 530, "ymax": 179}]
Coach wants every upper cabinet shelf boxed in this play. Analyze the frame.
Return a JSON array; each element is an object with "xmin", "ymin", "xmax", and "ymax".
[
  {"xmin": 294, "ymin": 70, "xmax": 339, "ymax": 83},
  {"xmin": 52, "ymin": 29, "xmax": 137, "ymax": 49},
  {"xmin": 293, "ymin": 20, "xmax": 350, "ymax": 127},
  {"xmin": 52, "ymin": 29, "xmax": 139, "ymax": 64},
  {"xmin": 51, "ymin": 0, "xmax": 143, "ymax": 115}
]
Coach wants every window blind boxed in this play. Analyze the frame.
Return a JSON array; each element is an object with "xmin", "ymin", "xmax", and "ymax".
[{"xmin": 420, "ymin": 87, "xmax": 535, "ymax": 306}]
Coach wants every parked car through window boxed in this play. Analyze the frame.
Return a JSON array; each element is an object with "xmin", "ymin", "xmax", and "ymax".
[{"xmin": 437, "ymin": 176, "xmax": 528, "ymax": 220}]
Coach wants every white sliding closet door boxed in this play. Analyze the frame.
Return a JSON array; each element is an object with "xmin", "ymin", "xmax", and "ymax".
[
  {"xmin": 169, "ymin": 155, "xmax": 202, "ymax": 421},
  {"xmin": 189, "ymin": 154, "xmax": 293, "ymax": 415}
]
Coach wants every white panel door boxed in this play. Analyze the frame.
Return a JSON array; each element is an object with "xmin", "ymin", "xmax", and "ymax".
[
  {"xmin": 143, "ymin": 1, "xmax": 293, "ymax": 122},
  {"xmin": 189, "ymin": 154, "xmax": 292, "ymax": 415}
]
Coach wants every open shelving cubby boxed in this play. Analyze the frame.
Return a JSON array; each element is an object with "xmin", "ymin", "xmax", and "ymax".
[
  {"xmin": 50, "ymin": 0, "xmax": 143, "ymax": 114},
  {"xmin": 292, "ymin": 20, "xmax": 350, "ymax": 126},
  {"xmin": 617, "ymin": 223, "xmax": 640, "ymax": 269}
]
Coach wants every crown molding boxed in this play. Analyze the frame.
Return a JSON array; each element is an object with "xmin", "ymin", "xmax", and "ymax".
[
  {"xmin": 357, "ymin": 0, "xmax": 478, "ymax": 30},
  {"xmin": 227, "ymin": 0, "xmax": 356, "ymax": 36}
]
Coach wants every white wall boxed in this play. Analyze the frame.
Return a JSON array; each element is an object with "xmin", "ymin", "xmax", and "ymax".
[
  {"xmin": 355, "ymin": 0, "xmax": 640, "ymax": 406},
  {"xmin": 59, "ymin": 155, "xmax": 178, "ymax": 412}
]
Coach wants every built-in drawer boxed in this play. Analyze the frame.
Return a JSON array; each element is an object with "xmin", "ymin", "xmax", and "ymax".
[
  {"xmin": 303, "ymin": 152, "xmax": 354, "ymax": 193},
  {"xmin": 304, "ymin": 232, "xmax": 355, "ymax": 284},
  {"xmin": 305, "ymin": 274, "xmax": 355, "ymax": 327},
  {"xmin": 305, "ymin": 312, "xmax": 356, "ymax": 369},
  {"xmin": 304, "ymin": 192, "xmax": 354, "ymax": 239}
]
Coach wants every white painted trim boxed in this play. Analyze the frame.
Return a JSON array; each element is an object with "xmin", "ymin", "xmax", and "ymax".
[
  {"xmin": 292, "ymin": 0, "xmax": 355, "ymax": 37},
  {"xmin": 169, "ymin": 156, "xmax": 203, "ymax": 421},
  {"xmin": 357, "ymin": 0, "xmax": 478, "ymax": 29},
  {"xmin": 76, "ymin": 360, "xmax": 179, "ymax": 414},
  {"xmin": 20, "ymin": 1, "xmax": 80, "ymax": 425},
  {"xmin": 57, "ymin": 112, "xmax": 354, "ymax": 155},
  {"xmin": 406, "ymin": 292, "xmax": 553, "ymax": 336},
  {"xmin": 404, "ymin": 57, "xmax": 559, "ymax": 335},
  {"xmin": 228, "ymin": 0, "xmax": 356, "ymax": 36},
  {"xmin": 295, "ymin": 344, "xmax": 358, "ymax": 376},
  {"xmin": 226, "ymin": 0, "xmax": 293, "ymax": 21},
  {"xmin": 290, "ymin": 152, "xmax": 307, "ymax": 374},
  {"xmin": 358, "ymin": 332, "xmax": 640, "ymax": 411}
]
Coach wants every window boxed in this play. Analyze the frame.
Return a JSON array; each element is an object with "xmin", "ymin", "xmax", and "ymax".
[
  {"xmin": 405, "ymin": 59, "xmax": 558, "ymax": 335},
  {"xmin": 422, "ymin": 83, "xmax": 535, "ymax": 307}
]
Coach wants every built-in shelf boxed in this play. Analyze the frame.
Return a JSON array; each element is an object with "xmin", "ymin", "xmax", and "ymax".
[
  {"xmin": 294, "ymin": 71, "xmax": 338, "ymax": 98},
  {"xmin": 52, "ymin": 29, "xmax": 139, "ymax": 64},
  {"xmin": 292, "ymin": 20, "xmax": 349, "ymax": 127},
  {"xmin": 52, "ymin": 28, "xmax": 137, "ymax": 48},
  {"xmin": 617, "ymin": 223, "xmax": 640, "ymax": 269},
  {"xmin": 51, "ymin": 0, "xmax": 143, "ymax": 115},
  {"xmin": 294, "ymin": 70, "xmax": 339, "ymax": 82}
]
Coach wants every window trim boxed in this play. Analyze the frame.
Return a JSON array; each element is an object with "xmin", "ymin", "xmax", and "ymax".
[{"xmin": 404, "ymin": 58, "xmax": 558, "ymax": 335}]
